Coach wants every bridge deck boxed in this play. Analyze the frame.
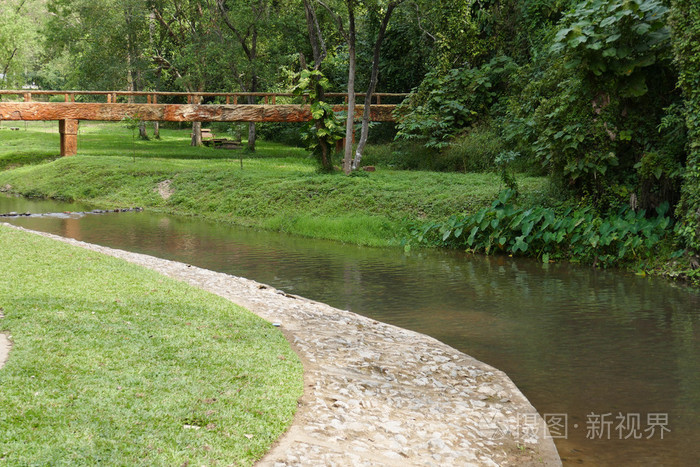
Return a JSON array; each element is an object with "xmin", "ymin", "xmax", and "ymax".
[
  {"xmin": 0, "ymin": 90, "xmax": 406, "ymax": 156},
  {"xmin": 0, "ymin": 102, "xmax": 397, "ymax": 123}
]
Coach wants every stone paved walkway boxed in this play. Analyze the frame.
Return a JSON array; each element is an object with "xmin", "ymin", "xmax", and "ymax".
[{"xmin": 2, "ymin": 225, "xmax": 561, "ymax": 466}]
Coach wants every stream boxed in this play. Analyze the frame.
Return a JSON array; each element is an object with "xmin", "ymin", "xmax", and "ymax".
[{"xmin": 1, "ymin": 194, "xmax": 699, "ymax": 465}]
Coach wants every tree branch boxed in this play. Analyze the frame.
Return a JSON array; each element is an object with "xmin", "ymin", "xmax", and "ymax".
[
  {"xmin": 317, "ymin": 0, "xmax": 347, "ymax": 42},
  {"xmin": 303, "ymin": 0, "xmax": 327, "ymax": 68},
  {"xmin": 1, "ymin": 48, "xmax": 18, "ymax": 83},
  {"xmin": 216, "ymin": 0, "xmax": 253, "ymax": 60},
  {"xmin": 412, "ymin": 1, "xmax": 436, "ymax": 42},
  {"xmin": 152, "ymin": 7, "xmax": 181, "ymax": 45}
]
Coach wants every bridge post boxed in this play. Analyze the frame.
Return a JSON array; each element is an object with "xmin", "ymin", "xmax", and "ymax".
[{"xmin": 59, "ymin": 119, "xmax": 79, "ymax": 156}]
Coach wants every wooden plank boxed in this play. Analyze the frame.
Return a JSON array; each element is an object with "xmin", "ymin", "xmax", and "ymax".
[
  {"xmin": 59, "ymin": 119, "xmax": 79, "ymax": 156},
  {"xmin": 0, "ymin": 103, "xmax": 397, "ymax": 122}
]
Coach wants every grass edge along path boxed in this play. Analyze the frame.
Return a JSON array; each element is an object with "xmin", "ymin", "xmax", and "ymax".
[
  {"xmin": 0, "ymin": 123, "xmax": 549, "ymax": 248},
  {"xmin": 0, "ymin": 224, "xmax": 303, "ymax": 465}
]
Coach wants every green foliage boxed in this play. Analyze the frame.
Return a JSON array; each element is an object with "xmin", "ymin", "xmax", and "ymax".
[
  {"xmin": 412, "ymin": 189, "xmax": 676, "ymax": 268},
  {"xmin": 501, "ymin": 0, "xmax": 680, "ymax": 209},
  {"xmin": 44, "ymin": 0, "xmax": 151, "ymax": 90},
  {"xmin": 373, "ymin": 7, "xmax": 433, "ymax": 92},
  {"xmin": 430, "ymin": 0, "xmax": 486, "ymax": 70},
  {"xmin": 669, "ymin": 0, "xmax": 700, "ymax": 252},
  {"xmin": 395, "ymin": 56, "xmax": 517, "ymax": 149},
  {"xmin": 442, "ymin": 124, "xmax": 505, "ymax": 172},
  {"xmin": 121, "ymin": 114, "xmax": 143, "ymax": 162},
  {"xmin": 552, "ymin": 0, "xmax": 670, "ymax": 97},
  {"xmin": 257, "ymin": 122, "xmax": 306, "ymax": 147},
  {"xmin": 0, "ymin": 122, "xmax": 550, "ymax": 247},
  {"xmin": 0, "ymin": 0, "xmax": 39, "ymax": 87},
  {"xmin": 494, "ymin": 150, "xmax": 520, "ymax": 196},
  {"xmin": 362, "ymin": 124, "xmax": 506, "ymax": 173},
  {"xmin": 471, "ymin": 0, "xmax": 575, "ymax": 65},
  {"xmin": 291, "ymin": 69, "xmax": 345, "ymax": 171}
]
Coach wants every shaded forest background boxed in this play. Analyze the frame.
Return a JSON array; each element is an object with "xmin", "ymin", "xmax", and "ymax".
[{"xmin": 0, "ymin": 0, "xmax": 698, "ymax": 258}]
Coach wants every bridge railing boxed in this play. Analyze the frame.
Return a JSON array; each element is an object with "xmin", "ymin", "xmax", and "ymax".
[{"xmin": 0, "ymin": 90, "xmax": 408, "ymax": 106}]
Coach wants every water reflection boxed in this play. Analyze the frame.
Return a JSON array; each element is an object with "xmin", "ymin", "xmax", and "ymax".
[{"xmin": 2, "ymin": 195, "xmax": 699, "ymax": 465}]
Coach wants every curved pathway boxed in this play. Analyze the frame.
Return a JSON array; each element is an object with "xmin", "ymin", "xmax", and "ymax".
[{"xmin": 2, "ymin": 225, "xmax": 561, "ymax": 466}]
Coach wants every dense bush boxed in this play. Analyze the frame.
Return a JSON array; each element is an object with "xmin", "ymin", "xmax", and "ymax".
[
  {"xmin": 502, "ymin": 0, "xmax": 683, "ymax": 211},
  {"xmin": 410, "ymin": 189, "xmax": 677, "ymax": 269},
  {"xmin": 442, "ymin": 124, "xmax": 505, "ymax": 173},
  {"xmin": 670, "ymin": 0, "xmax": 700, "ymax": 253},
  {"xmin": 257, "ymin": 122, "xmax": 306, "ymax": 147},
  {"xmin": 395, "ymin": 56, "xmax": 517, "ymax": 149},
  {"xmin": 363, "ymin": 125, "xmax": 506, "ymax": 173}
]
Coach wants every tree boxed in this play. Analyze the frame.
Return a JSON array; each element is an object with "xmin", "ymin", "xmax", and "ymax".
[
  {"xmin": 0, "ymin": 0, "xmax": 41, "ymax": 88},
  {"xmin": 150, "ymin": 0, "xmax": 222, "ymax": 146},
  {"xmin": 215, "ymin": 0, "xmax": 284, "ymax": 151},
  {"xmin": 670, "ymin": 0, "xmax": 700, "ymax": 253},
  {"xmin": 301, "ymin": 0, "xmax": 335, "ymax": 171},
  {"xmin": 314, "ymin": 0, "xmax": 404, "ymax": 173},
  {"xmin": 44, "ymin": 0, "xmax": 150, "ymax": 91},
  {"xmin": 352, "ymin": 0, "xmax": 405, "ymax": 170}
]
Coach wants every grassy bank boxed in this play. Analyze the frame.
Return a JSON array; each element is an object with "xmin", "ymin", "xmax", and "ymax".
[
  {"xmin": 0, "ymin": 225, "xmax": 303, "ymax": 465},
  {"xmin": 0, "ymin": 122, "xmax": 549, "ymax": 247}
]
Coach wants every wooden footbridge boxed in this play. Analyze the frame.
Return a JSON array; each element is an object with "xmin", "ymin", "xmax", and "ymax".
[{"xmin": 0, "ymin": 90, "xmax": 406, "ymax": 156}]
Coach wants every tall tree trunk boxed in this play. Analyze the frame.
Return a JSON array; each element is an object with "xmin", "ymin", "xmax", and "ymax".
[
  {"xmin": 191, "ymin": 93, "xmax": 202, "ymax": 146},
  {"xmin": 191, "ymin": 121, "xmax": 202, "ymax": 146},
  {"xmin": 353, "ymin": 1, "xmax": 401, "ymax": 170},
  {"xmin": 247, "ymin": 122, "xmax": 256, "ymax": 150},
  {"xmin": 139, "ymin": 121, "xmax": 148, "ymax": 139},
  {"xmin": 248, "ymin": 24, "xmax": 258, "ymax": 151},
  {"xmin": 303, "ymin": 0, "xmax": 331, "ymax": 171},
  {"xmin": 343, "ymin": 0, "xmax": 357, "ymax": 175},
  {"xmin": 246, "ymin": 94, "xmax": 257, "ymax": 150}
]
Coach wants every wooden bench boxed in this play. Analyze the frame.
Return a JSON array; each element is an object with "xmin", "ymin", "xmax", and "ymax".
[{"xmin": 191, "ymin": 128, "xmax": 215, "ymax": 145}]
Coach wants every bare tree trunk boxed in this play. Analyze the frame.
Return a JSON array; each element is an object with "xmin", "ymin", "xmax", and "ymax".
[
  {"xmin": 139, "ymin": 121, "xmax": 148, "ymax": 139},
  {"xmin": 353, "ymin": 1, "xmax": 401, "ymax": 170},
  {"xmin": 343, "ymin": 0, "xmax": 357, "ymax": 175},
  {"xmin": 247, "ymin": 122, "xmax": 256, "ymax": 150},
  {"xmin": 234, "ymin": 123, "xmax": 242, "ymax": 143},
  {"xmin": 191, "ymin": 121, "xmax": 202, "ymax": 146},
  {"xmin": 153, "ymin": 121, "xmax": 160, "ymax": 139},
  {"xmin": 245, "ymin": 94, "xmax": 257, "ymax": 150},
  {"xmin": 190, "ymin": 93, "xmax": 202, "ymax": 146}
]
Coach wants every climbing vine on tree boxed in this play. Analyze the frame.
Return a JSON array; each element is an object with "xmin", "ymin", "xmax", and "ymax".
[
  {"xmin": 670, "ymin": 0, "xmax": 700, "ymax": 254},
  {"xmin": 292, "ymin": 69, "xmax": 345, "ymax": 172}
]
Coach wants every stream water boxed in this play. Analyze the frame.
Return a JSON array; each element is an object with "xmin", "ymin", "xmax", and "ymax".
[{"xmin": 1, "ymin": 194, "xmax": 699, "ymax": 465}]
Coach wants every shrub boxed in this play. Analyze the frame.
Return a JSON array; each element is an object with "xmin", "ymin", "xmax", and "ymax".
[
  {"xmin": 443, "ymin": 124, "xmax": 504, "ymax": 172},
  {"xmin": 411, "ymin": 189, "xmax": 677, "ymax": 269},
  {"xmin": 670, "ymin": 0, "xmax": 700, "ymax": 252},
  {"xmin": 395, "ymin": 55, "xmax": 517, "ymax": 149},
  {"xmin": 257, "ymin": 122, "xmax": 306, "ymax": 147}
]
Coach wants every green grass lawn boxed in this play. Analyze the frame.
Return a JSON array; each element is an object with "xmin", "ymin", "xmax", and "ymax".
[
  {"xmin": 0, "ymin": 121, "xmax": 550, "ymax": 246},
  {"xmin": 0, "ymin": 224, "xmax": 303, "ymax": 465}
]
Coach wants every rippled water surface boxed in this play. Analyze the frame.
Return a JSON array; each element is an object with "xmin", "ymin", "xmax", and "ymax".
[{"xmin": 2, "ymin": 195, "xmax": 699, "ymax": 465}]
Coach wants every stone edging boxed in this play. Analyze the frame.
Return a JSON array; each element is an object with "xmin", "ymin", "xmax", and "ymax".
[{"xmin": 2, "ymin": 225, "xmax": 561, "ymax": 466}]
